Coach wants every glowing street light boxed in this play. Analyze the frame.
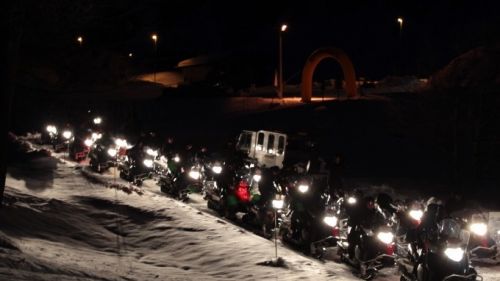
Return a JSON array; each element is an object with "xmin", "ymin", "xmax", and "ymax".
[
  {"xmin": 62, "ymin": 130, "xmax": 73, "ymax": 158},
  {"xmin": 151, "ymin": 34, "xmax": 158, "ymax": 83},
  {"xmin": 77, "ymin": 36, "xmax": 83, "ymax": 47},
  {"xmin": 278, "ymin": 24, "xmax": 288, "ymax": 99},
  {"xmin": 397, "ymin": 17, "xmax": 403, "ymax": 37},
  {"xmin": 93, "ymin": 117, "xmax": 102, "ymax": 125},
  {"xmin": 272, "ymin": 195, "xmax": 285, "ymax": 260},
  {"xmin": 128, "ymin": 52, "xmax": 133, "ymax": 58}
]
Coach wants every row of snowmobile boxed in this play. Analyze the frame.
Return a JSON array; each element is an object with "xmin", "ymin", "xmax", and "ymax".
[{"xmin": 39, "ymin": 123, "xmax": 497, "ymax": 281}]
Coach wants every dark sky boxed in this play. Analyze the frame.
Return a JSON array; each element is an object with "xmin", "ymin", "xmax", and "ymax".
[{"xmin": 17, "ymin": 0, "xmax": 500, "ymax": 83}]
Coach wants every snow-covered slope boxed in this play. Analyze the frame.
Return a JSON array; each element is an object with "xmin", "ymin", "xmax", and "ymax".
[{"xmin": 1, "ymin": 153, "xmax": 499, "ymax": 280}]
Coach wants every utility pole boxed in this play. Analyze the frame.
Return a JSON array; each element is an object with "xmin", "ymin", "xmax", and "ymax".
[{"xmin": 1, "ymin": 1, "xmax": 21, "ymax": 206}]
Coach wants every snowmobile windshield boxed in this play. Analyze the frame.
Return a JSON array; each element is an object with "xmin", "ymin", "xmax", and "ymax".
[{"xmin": 439, "ymin": 218, "xmax": 462, "ymax": 241}]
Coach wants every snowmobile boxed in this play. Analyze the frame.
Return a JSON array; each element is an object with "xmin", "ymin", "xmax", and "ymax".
[
  {"xmin": 157, "ymin": 153, "xmax": 190, "ymax": 201},
  {"xmin": 396, "ymin": 199, "xmax": 481, "ymax": 281},
  {"xmin": 335, "ymin": 193, "xmax": 397, "ymax": 280},
  {"xmin": 205, "ymin": 156, "xmax": 258, "ymax": 218},
  {"xmin": 118, "ymin": 144, "xmax": 156, "ymax": 186},
  {"xmin": 88, "ymin": 135, "xmax": 117, "ymax": 173},
  {"xmin": 279, "ymin": 173, "xmax": 336, "ymax": 254}
]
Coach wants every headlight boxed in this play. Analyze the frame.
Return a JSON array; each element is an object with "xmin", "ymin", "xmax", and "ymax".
[
  {"xmin": 212, "ymin": 165, "xmax": 222, "ymax": 174},
  {"xmin": 377, "ymin": 232, "xmax": 394, "ymax": 244},
  {"xmin": 347, "ymin": 197, "xmax": 357, "ymax": 204},
  {"xmin": 189, "ymin": 170, "xmax": 201, "ymax": 180},
  {"xmin": 444, "ymin": 247, "xmax": 464, "ymax": 262},
  {"xmin": 107, "ymin": 148, "xmax": 117, "ymax": 157},
  {"xmin": 173, "ymin": 155, "xmax": 180, "ymax": 163},
  {"xmin": 272, "ymin": 199, "xmax": 284, "ymax": 209},
  {"xmin": 93, "ymin": 117, "xmax": 102, "ymax": 124},
  {"xmin": 46, "ymin": 125, "xmax": 57, "ymax": 135},
  {"xmin": 62, "ymin": 130, "xmax": 72, "ymax": 140},
  {"xmin": 253, "ymin": 174, "xmax": 261, "ymax": 182},
  {"xmin": 92, "ymin": 132, "xmax": 102, "ymax": 141},
  {"xmin": 116, "ymin": 138, "xmax": 133, "ymax": 149},
  {"xmin": 323, "ymin": 216, "xmax": 338, "ymax": 227},
  {"xmin": 409, "ymin": 209, "xmax": 424, "ymax": 221},
  {"xmin": 298, "ymin": 184, "xmax": 309, "ymax": 193},
  {"xmin": 84, "ymin": 138, "xmax": 94, "ymax": 147},
  {"xmin": 470, "ymin": 223, "xmax": 488, "ymax": 236},
  {"xmin": 143, "ymin": 159, "xmax": 153, "ymax": 168},
  {"xmin": 146, "ymin": 148, "xmax": 158, "ymax": 157}
]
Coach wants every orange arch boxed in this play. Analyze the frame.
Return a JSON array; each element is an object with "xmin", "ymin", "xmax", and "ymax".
[{"xmin": 301, "ymin": 47, "xmax": 357, "ymax": 102}]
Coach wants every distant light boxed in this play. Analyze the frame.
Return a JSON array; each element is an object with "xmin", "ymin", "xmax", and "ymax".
[
  {"xmin": 84, "ymin": 138, "xmax": 94, "ymax": 147},
  {"xmin": 77, "ymin": 36, "xmax": 83, "ymax": 45},
  {"xmin": 151, "ymin": 34, "xmax": 158, "ymax": 42},
  {"xmin": 272, "ymin": 199, "xmax": 284, "ymax": 209},
  {"xmin": 128, "ymin": 52, "xmax": 133, "ymax": 57},
  {"xmin": 397, "ymin": 17, "xmax": 403, "ymax": 24},
  {"xmin": 93, "ymin": 117, "xmax": 102, "ymax": 125},
  {"xmin": 46, "ymin": 125, "xmax": 57, "ymax": 135},
  {"xmin": 107, "ymin": 148, "xmax": 117, "ymax": 157},
  {"xmin": 62, "ymin": 130, "xmax": 72, "ymax": 140},
  {"xmin": 281, "ymin": 24, "xmax": 288, "ymax": 32}
]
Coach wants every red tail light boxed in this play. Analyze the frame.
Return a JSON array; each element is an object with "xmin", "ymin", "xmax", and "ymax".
[
  {"xmin": 481, "ymin": 237, "xmax": 489, "ymax": 247},
  {"xmin": 235, "ymin": 180, "xmax": 250, "ymax": 202},
  {"xmin": 385, "ymin": 243, "xmax": 395, "ymax": 255},
  {"xmin": 332, "ymin": 227, "xmax": 340, "ymax": 238}
]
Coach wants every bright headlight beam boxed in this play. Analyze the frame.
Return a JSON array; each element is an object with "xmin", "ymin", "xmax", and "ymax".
[
  {"xmin": 189, "ymin": 170, "xmax": 201, "ymax": 180},
  {"xmin": 93, "ymin": 117, "xmax": 102, "ymax": 124},
  {"xmin": 146, "ymin": 148, "xmax": 158, "ymax": 157},
  {"xmin": 212, "ymin": 166, "xmax": 222, "ymax": 174},
  {"xmin": 253, "ymin": 174, "xmax": 261, "ymax": 182},
  {"xmin": 107, "ymin": 148, "xmax": 117, "ymax": 157},
  {"xmin": 272, "ymin": 199, "xmax": 284, "ymax": 209},
  {"xmin": 173, "ymin": 156, "xmax": 180, "ymax": 163},
  {"xmin": 46, "ymin": 125, "xmax": 57, "ymax": 135},
  {"xmin": 470, "ymin": 223, "xmax": 488, "ymax": 236},
  {"xmin": 323, "ymin": 216, "xmax": 338, "ymax": 227},
  {"xmin": 84, "ymin": 138, "xmax": 94, "ymax": 147},
  {"xmin": 143, "ymin": 159, "xmax": 153, "ymax": 168},
  {"xmin": 62, "ymin": 130, "xmax": 72, "ymax": 140},
  {"xmin": 347, "ymin": 197, "xmax": 357, "ymax": 204},
  {"xmin": 298, "ymin": 184, "xmax": 309, "ymax": 193},
  {"xmin": 377, "ymin": 232, "xmax": 394, "ymax": 244},
  {"xmin": 444, "ymin": 247, "xmax": 464, "ymax": 262},
  {"xmin": 409, "ymin": 209, "xmax": 424, "ymax": 221}
]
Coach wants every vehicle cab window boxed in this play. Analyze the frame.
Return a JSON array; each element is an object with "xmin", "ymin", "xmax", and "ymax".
[
  {"xmin": 267, "ymin": 134, "xmax": 275, "ymax": 154},
  {"xmin": 278, "ymin": 136, "xmax": 285, "ymax": 155},
  {"xmin": 256, "ymin": 132, "xmax": 264, "ymax": 151}
]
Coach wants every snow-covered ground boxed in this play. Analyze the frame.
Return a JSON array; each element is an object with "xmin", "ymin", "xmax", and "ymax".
[{"xmin": 1, "ymin": 150, "xmax": 499, "ymax": 280}]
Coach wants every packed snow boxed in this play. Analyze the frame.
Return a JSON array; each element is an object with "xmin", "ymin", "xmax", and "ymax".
[{"xmin": 1, "ymin": 146, "xmax": 499, "ymax": 280}]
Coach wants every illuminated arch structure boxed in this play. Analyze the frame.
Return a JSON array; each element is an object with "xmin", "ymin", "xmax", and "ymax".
[{"xmin": 301, "ymin": 47, "xmax": 358, "ymax": 102}]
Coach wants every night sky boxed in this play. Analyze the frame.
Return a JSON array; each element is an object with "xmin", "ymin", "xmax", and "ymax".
[{"xmin": 16, "ymin": 0, "xmax": 500, "ymax": 85}]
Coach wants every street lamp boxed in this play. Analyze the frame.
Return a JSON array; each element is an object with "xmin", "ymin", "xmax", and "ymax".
[
  {"xmin": 93, "ymin": 117, "xmax": 102, "ymax": 125},
  {"xmin": 151, "ymin": 34, "xmax": 158, "ymax": 83},
  {"xmin": 397, "ymin": 17, "xmax": 403, "ymax": 38},
  {"xmin": 62, "ymin": 130, "xmax": 73, "ymax": 158},
  {"xmin": 278, "ymin": 24, "xmax": 288, "ymax": 99},
  {"xmin": 77, "ymin": 36, "xmax": 83, "ymax": 47},
  {"xmin": 272, "ymin": 195, "xmax": 285, "ymax": 259}
]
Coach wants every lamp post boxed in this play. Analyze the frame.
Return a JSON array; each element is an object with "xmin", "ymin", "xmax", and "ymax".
[
  {"xmin": 272, "ymin": 196, "xmax": 284, "ymax": 259},
  {"xmin": 77, "ymin": 36, "xmax": 83, "ymax": 47},
  {"xmin": 278, "ymin": 24, "xmax": 287, "ymax": 99},
  {"xmin": 151, "ymin": 34, "xmax": 158, "ymax": 83},
  {"xmin": 62, "ymin": 130, "xmax": 73, "ymax": 159},
  {"xmin": 397, "ymin": 17, "xmax": 403, "ymax": 38}
]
